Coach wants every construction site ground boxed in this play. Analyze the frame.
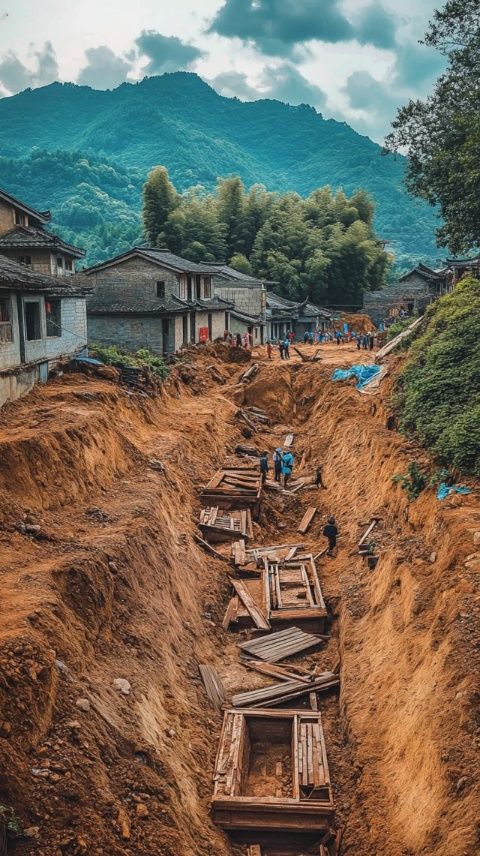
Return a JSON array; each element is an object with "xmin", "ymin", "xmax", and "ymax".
[{"xmin": 0, "ymin": 340, "xmax": 478, "ymax": 856}]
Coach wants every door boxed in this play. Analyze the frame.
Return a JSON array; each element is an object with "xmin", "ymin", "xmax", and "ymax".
[
  {"xmin": 208, "ymin": 313, "xmax": 213, "ymax": 341},
  {"xmin": 190, "ymin": 311, "xmax": 196, "ymax": 343},
  {"xmin": 182, "ymin": 314, "xmax": 188, "ymax": 345}
]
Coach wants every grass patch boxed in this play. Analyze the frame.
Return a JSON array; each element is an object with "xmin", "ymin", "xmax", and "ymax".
[{"xmin": 89, "ymin": 343, "xmax": 169, "ymax": 380}]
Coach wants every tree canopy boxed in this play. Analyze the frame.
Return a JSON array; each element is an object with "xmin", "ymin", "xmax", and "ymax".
[
  {"xmin": 385, "ymin": 0, "xmax": 480, "ymax": 254},
  {"xmin": 142, "ymin": 168, "xmax": 391, "ymax": 306}
]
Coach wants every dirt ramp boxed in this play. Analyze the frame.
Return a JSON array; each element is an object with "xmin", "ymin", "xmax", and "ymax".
[{"xmin": 242, "ymin": 363, "xmax": 295, "ymax": 423}]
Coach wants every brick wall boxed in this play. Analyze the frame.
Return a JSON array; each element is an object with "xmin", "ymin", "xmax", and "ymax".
[
  {"xmin": 214, "ymin": 281, "xmax": 265, "ymax": 319},
  {"xmin": 364, "ymin": 275, "xmax": 435, "ymax": 325},
  {"xmin": 23, "ymin": 296, "xmax": 87, "ymax": 363},
  {"xmin": 86, "ymin": 258, "xmax": 180, "ymax": 305}
]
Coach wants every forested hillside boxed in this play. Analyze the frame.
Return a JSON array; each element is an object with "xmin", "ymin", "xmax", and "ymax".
[{"xmin": 0, "ymin": 72, "xmax": 441, "ymax": 268}]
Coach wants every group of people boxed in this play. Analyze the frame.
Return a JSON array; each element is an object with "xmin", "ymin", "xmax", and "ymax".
[
  {"xmin": 259, "ymin": 447, "xmax": 295, "ymax": 487},
  {"xmin": 258, "ymin": 450, "xmax": 339, "ymax": 556},
  {"xmin": 355, "ymin": 331, "xmax": 375, "ymax": 350}
]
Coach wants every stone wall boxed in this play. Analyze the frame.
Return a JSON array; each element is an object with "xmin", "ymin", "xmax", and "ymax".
[
  {"xmin": 88, "ymin": 315, "xmax": 165, "ymax": 354},
  {"xmin": 214, "ymin": 281, "xmax": 265, "ymax": 319},
  {"xmin": 23, "ymin": 296, "xmax": 88, "ymax": 363},
  {"xmin": 86, "ymin": 258, "xmax": 181, "ymax": 306},
  {"xmin": 0, "ymin": 296, "xmax": 21, "ymax": 370}
]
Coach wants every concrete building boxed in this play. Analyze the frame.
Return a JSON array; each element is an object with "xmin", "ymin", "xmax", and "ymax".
[
  {"xmin": 0, "ymin": 187, "xmax": 85, "ymax": 275},
  {"xmin": 266, "ymin": 292, "xmax": 333, "ymax": 340},
  {"xmin": 0, "ymin": 254, "xmax": 90, "ymax": 407},
  {"xmin": 83, "ymin": 247, "xmax": 233, "ymax": 356},
  {"xmin": 212, "ymin": 264, "xmax": 267, "ymax": 345},
  {"xmin": 363, "ymin": 264, "xmax": 453, "ymax": 327}
]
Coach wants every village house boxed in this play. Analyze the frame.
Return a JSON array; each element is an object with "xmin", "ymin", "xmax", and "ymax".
[
  {"xmin": 362, "ymin": 259, "xmax": 473, "ymax": 326},
  {"xmin": 266, "ymin": 292, "xmax": 333, "ymax": 341},
  {"xmin": 211, "ymin": 264, "xmax": 267, "ymax": 346},
  {"xmin": 0, "ymin": 254, "xmax": 90, "ymax": 407},
  {"xmin": 0, "ymin": 187, "xmax": 85, "ymax": 276},
  {"xmin": 83, "ymin": 247, "xmax": 234, "ymax": 356}
]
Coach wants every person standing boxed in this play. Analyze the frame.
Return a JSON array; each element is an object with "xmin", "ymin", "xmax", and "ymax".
[
  {"xmin": 236, "ymin": 332, "xmax": 242, "ymax": 348},
  {"xmin": 369, "ymin": 331, "xmax": 375, "ymax": 350},
  {"xmin": 284, "ymin": 337, "xmax": 290, "ymax": 359},
  {"xmin": 323, "ymin": 516, "xmax": 338, "ymax": 556},
  {"xmin": 267, "ymin": 340, "xmax": 273, "ymax": 360},
  {"xmin": 282, "ymin": 449, "xmax": 294, "ymax": 488},
  {"xmin": 279, "ymin": 340, "xmax": 285, "ymax": 360},
  {"xmin": 259, "ymin": 451, "xmax": 269, "ymax": 483},
  {"xmin": 273, "ymin": 448, "xmax": 283, "ymax": 482}
]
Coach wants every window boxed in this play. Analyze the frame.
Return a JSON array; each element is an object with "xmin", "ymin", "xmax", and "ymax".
[
  {"xmin": 203, "ymin": 276, "xmax": 212, "ymax": 298},
  {"xmin": 14, "ymin": 211, "xmax": 26, "ymax": 226},
  {"xmin": 0, "ymin": 298, "xmax": 12, "ymax": 343},
  {"xmin": 17, "ymin": 255, "xmax": 32, "ymax": 266},
  {"xmin": 179, "ymin": 276, "xmax": 188, "ymax": 301},
  {"xmin": 46, "ymin": 299, "xmax": 61, "ymax": 337},
  {"xmin": 56, "ymin": 257, "xmax": 64, "ymax": 269},
  {"xmin": 65, "ymin": 259, "xmax": 73, "ymax": 272},
  {"xmin": 24, "ymin": 301, "xmax": 41, "ymax": 341},
  {"xmin": 195, "ymin": 275, "xmax": 201, "ymax": 300},
  {"xmin": 156, "ymin": 281, "xmax": 165, "ymax": 299}
]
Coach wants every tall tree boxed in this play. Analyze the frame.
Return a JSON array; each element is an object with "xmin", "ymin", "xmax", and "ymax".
[
  {"xmin": 142, "ymin": 166, "xmax": 178, "ymax": 246},
  {"xmin": 385, "ymin": 0, "xmax": 480, "ymax": 254},
  {"xmin": 216, "ymin": 177, "xmax": 247, "ymax": 259}
]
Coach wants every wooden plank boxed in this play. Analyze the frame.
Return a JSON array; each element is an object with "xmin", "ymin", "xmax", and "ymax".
[
  {"xmin": 238, "ymin": 626, "xmax": 322, "ymax": 662},
  {"xmin": 198, "ymin": 664, "xmax": 226, "ymax": 710},
  {"xmin": 358, "ymin": 517, "xmax": 379, "ymax": 547},
  {"xmin": 230, "ymin": 578, "xmax": 270, "ymax": 630},
  {"xmin": 247, "ymin": 847, "xmax": 262, "ymax": 856},
  {"xmin": 222, "ymin": 596, "xmax": 239, "ymax": 630},
  {"xmin": 284, "ymin": 433, "xmax": 294, "ymax": 447},
  {"xmin": 298, "ymin": 507, "xmax": 317, "ymax": 534},
  {"xmin": 285, "ymin": 546, "xmax": 298, "ymax": 560},
  {"xmin": 240, "ymin": 659, "xmax": 313, "ymax": 684}
]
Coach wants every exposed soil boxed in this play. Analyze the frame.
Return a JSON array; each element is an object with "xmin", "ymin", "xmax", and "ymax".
[{"xmin": 0, "ymin": 341, "xmax": 478, "ymax": 856}]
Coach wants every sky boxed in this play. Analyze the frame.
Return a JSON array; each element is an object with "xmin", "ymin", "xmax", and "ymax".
[{"xmin": 0, "ymin": 0, "xmax": 445, "ymax": 142}]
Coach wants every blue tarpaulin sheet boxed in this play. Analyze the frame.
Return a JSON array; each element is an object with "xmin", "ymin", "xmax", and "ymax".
[
  {"xmin": 332, "ymin": 364, "xmax": 381, "ymax": 390},
  {"xmin": 436, "ymin": 482, "xmax": 472, "ymax": 501}
]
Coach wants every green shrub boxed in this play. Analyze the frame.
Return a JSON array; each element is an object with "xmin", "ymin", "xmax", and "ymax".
[
  {"xmin": 0, "ymin": 804, "xmax": 21, "ymax": 835},
  {"xmin": 392, "ymin": 461, "xmax": 428, "ymax": 501},
  {"xmin": 394, "ymin": 276, "xmax": 480, "ymax": 476},
  {"xmin": 89, "ymin": 343, "xmax": 169, "ymax": 379}
]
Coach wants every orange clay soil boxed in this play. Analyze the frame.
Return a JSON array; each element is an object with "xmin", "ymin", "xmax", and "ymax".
[{"xmin": 0, "ymin": 340, "xmax": 478, "ymax": 856}]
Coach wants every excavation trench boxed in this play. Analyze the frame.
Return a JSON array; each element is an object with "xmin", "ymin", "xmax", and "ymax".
[{"xmin": 0, "ymin": 344, "xmax": 478, "ymax": 856}]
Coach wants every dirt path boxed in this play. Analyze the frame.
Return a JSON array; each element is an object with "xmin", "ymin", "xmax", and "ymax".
[{"xmin": 0, "ymin": 343, "xmax": 478, "ymax": 855}]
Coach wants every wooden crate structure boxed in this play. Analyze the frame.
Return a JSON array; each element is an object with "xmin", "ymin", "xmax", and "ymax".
[
  {"xmin": 200, "ymin": 466, "xmax": 263, "ymax": 519},
  {"xmin": 229, "ymin": 554, "xmax": 327, "ymax": 633},
  {"xmin": 212, "ymin": 708, "xmax": 334, "ymax": 831},
  {"xmin": 199, "ymin": 506, "xmax": 254, "ymax": 542}
]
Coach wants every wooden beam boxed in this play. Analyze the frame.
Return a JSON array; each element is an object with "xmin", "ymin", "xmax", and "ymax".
[
  {"xmin": 198, "ymin": 665, "xmax": 226, "ymax": 710},
  {"xmin": 193, "ymin": 533, "xmax": 230, "ymax": 563},
  {"xmin": 229, "ymin": 577, "xmax": 270, "ymax": 630},
  {"xmin": 298, "ymin": 507, "xmax": 317, "ymax": 534}
]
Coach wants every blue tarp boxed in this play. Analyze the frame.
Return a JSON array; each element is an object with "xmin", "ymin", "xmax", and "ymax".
[
  {"xmin": 332, "ymin": 364, "xmax": 381, "ymax": 390},
  {"xmin": 436, "ymin": 482, "xmax": 472, "ymax": 501}
]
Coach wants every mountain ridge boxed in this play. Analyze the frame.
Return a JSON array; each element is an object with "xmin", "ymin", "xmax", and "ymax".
[{"xmin": 0, "ymin": 72, "xmax": 440, "ymax": 267}]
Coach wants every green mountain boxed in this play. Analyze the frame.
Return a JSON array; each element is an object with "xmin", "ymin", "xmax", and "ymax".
[{"xmin": 0, "ymin": 72, "xmax": 441, "ymax": 268}]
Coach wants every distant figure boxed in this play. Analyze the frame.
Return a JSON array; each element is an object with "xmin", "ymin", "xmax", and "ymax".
[
  {"xmin": 273, "ymin": 448, "xmax": 283, "ymax": 482},
  {"xmin": 335, "ymin": 331, "xmax": 341, "ymax": 346},
  {"xmin": 259, "ymin": 451, "xmax": 269, "ymax": 483},
  {"xmin": 236, "ymin": 332, "xmax": 242, "ymax": 348},
  {"xmin": 323, "ymin": 516, "xmax": 338, "ymax": 556},
  {"xmin": 282, "ymin": 449, "xmax": 294, "ymax": 488},
  {"xmin": 279, "ymin": 340, "xmax": 285, "ymax": 360},
  {"xmin": 267, "ymin": 340, "xmax": 273, "ymax": 360},
  {"xmin": 304, "ymin": 332, "xmax": 309, "ymax": 344},
  {"xmin": 283, "ymin": 338, "xmax": 290, "ymax": 359},
  {"xmin": 308, "ymin": 330, "xmax": 314, "ymax": 344},
  {"xmin": 315, "ymin": 466, "xmax": 327, "ymax": 490},
  {"xmin": 369, "ymin": 332, "xmax": 375, "ymax": 350},
  {"xmin": 356, "ymin": 333, "xmax": 361, "ymax": 350},
  {"xmin": 287, "ymin": 330, "xmax": 295, "ymax": 343}
]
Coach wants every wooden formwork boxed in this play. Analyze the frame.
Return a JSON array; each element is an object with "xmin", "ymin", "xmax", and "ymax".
[
  {"xmin": 212, "ymin": 708, "xmax": 334, "ymax": 832},
  {"xmin": 199, "ymin": 506, "xmax": 254, "ymax": 542},
  {"xmin": 200, "ymin": 466, "xmax": 263, "ymax": 519}
]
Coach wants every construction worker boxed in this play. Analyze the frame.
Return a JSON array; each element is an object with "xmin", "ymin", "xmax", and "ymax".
[
  {"xmin": 282, "ymin": 449, "xmax": 294, "ymax": 488},
  {"xmin": 323, "ymin": 516, "xmax": 338, "ymax": 556},
  {"xmin": 266, "ymin": 340, "xmax": 273, "ymax": 360},
  {"xmin": 259, "ymin": 451, "xmax": 269, "ymax": 483},
  {"xmin": 273, "ymin": 448, "xmax": 283, "ymax": 482}
]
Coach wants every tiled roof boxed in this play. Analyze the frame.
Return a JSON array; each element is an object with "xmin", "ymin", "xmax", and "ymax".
[
  {"xmin": 211, "ymin": 264, "xmax": 264, "ymax": 285},
  {"xmin": 84, "ymin": 247, "xmax": 220, "ymax": 275},
  {"xmin": 0, "ymin": 226, "xmax": 85, "ymax": 258},
  {"xmin": 88, "ymin": 295, "xmax": 233, "ymax": 315},
  {"xmin": 230, "ymin": 309, "xmax": 265, "ymax": 325},
  {"xmin": 0, "ymin": 187, "xmax": 50, "ymax": 224},
  {"xmin": 0, "ymin": 254, "xmax": 91, "ymax": 296},
  {"xmin": 266, "ymin": 291, "xmax": 332, "ymax": 317}
]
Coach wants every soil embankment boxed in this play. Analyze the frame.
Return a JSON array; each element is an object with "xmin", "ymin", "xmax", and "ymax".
[{"xmin": 0, "ymin": 343, "xmax": 478, "ymax": 855}]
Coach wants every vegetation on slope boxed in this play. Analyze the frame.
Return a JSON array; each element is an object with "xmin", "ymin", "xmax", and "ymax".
[
  {"xmin": 142, "ymin": 168, "xmax": 390, "ymax": 306},
  {"xmin": 395, "ymin": 276, "xmax": 480, "ymax": 476},
  {"xmin": 0, "ymin": 73, "xmax": 441, "ymax": 268}
]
